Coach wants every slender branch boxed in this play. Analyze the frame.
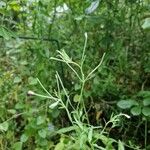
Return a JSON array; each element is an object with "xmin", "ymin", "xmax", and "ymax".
[{"xmin": 86, "ymin": 53, "xmax": 106, "ymax": 81}]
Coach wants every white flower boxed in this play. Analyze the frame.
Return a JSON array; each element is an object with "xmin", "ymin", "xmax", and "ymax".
[{"xmin": 27, "ymin": 90, "xmax": 35, "ymax": 96}]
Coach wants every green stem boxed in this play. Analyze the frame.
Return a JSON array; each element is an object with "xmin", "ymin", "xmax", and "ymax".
[{"xmin": 77, "ymin": 80, "xmax": 89, "ymax": 124}]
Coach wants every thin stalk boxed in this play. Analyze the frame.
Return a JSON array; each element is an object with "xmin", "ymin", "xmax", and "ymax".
[
  {"xmin": 60, "ymin": 101, "xmax": 73, "ymax": 124},
  {"xmin": 55, "ymin": 74, "xmax": 61, "ymax": 98},
  {"xmin": 56, "ymin": 72, "xmax": 75, "ymax": 111},
  {"xmin": 37, "ymin": 78, "xmax": 53, "ymax": 97},
  {"xmin": 85, "ymin": 53, "xmax": 106, "ymax": 81},
  {"xmin": 100, "ymin": 113, "xmax": 130, "ymax": 135},
  {"xmin": 76, "ymin": 79, "xmax": 89, "ymax": 124},
  {"xmin": 51, "ymin": 57, "xmax": 82, "ymax": 81},
  {"xmin": 65, "ymin": 62, "xmax": 82, "ymax": 81},
  {"xmin": 31, "ymin": 92, "xmax": 58, "ymax": 101},
  {"xmin": 81, "ymin": 32, "xmax": 88, "ymax": 66},
  {"xmin": 50, "ymin": 57, "xmax": 81, "ymax": 68}
]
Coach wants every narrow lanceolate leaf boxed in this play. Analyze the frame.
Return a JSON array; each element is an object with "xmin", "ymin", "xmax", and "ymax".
[
  {"xmin": 49, "ymin": 101, "xmax": 59, "ymax": 109},
  {"xmin": 85, "ymin": 0, "xmax": 100, "ymax": 14},
  {"xmin": 88, "ymin": 127, "xmax": 93, "ymax": 143},
  {"xmin": 56, "ymin": 126, "xmax": 78, "ymax": 134}
]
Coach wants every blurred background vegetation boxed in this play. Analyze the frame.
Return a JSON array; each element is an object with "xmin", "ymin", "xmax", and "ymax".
[{"xmin": 0, "ymin": 0, "xmax": 150, "ymax": 149}]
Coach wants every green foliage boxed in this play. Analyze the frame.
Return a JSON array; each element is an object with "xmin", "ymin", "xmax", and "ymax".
[
  {"xmin": 117, "ymin": 100, "xmax": 138, "ymax": 109},
  {"xmin": 0, "ymin": 26, "xmax": 16, "ymax": 40},
  {"xmin": 0, "ymin": 0, "xmax": 150, "ymax": 149},
  {"xmin": 117, "ymin": 91, "xmax": 150, "ymax": 117}
]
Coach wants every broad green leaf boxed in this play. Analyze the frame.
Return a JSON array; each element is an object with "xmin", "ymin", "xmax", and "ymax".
[
  {"xmin": 117, "ymin": 100, "xmax": 138, "ymax": 109},
  {"xmin": 93, "ymin": 76, "xmax": 100, "ymax": 85},
  {"xmin": 73, "ymin": 94, "xmax": 80, "ymax": 102},
  {"xmin": 0, "ymin": 122, "xmax": 9, "ymax": 132},
  {"xmin": 51, "ymin": 109, "xmax": 60, "ymax": 118},
  {"xmin": 12, "ymin": 142, "xmax": 22, "ymax": 150},
  {"xmin": 118, "ymin": 140, "xmax": 125, "ymax": 150},
  {"xmin": 142, "ymin": 107, "xmax": 150, "ymax": 116},
  {"xmin": 14, "ymin": 77, "xmax": 22, "ymax": 83},
  {"xmin": 38, "ymin": 129, "xmax": 47, "ymax": 138},
  {"xmin": 143, "ymin": 98, "xmax": 150, "ymax": 106},
  {"xmin": 138, "ymin": 91, "xmax": 150, "ymax": 98},
  {"xmin": 15, "ymin": 103, "xmax": 24, "ymax": 109},
  {"xmin": 74, "ymin": 83, "xmax": 81, "ymax": 91},
  {"xmin": 85, "ymin": 0, "xmax": 100, "ymax": 14},
  {"xmin": 7, "ymin": 109, "xmax": 16, "ymax": 114},
  {"xmin": 28, "ymin": 77, "xmax": 38, "ymax": 85},
  {"xmin": 20, "ymin": 134, "xmax": 28, "ymax": 143},
  {"xmin": 131, "ymin": 106, "xmax": 141, "ymax": 116},
  {"xmin": 142, "ymin": 18, "xmax": 150, "ymax": 30},
  {"xmin": 37, "ymin": 116, "xmax": 45, "ymax": 125}
]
